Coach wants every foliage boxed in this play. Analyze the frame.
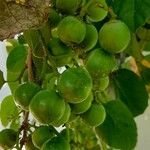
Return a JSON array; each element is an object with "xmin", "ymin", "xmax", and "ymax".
[{"xmin": 0, "ymin": 0, "xmax": 150, "ymax": 149}]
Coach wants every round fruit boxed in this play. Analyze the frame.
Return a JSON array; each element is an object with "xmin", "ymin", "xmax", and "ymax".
[
  {"xmin": 58, "ymin": 67, "xmax": 92, "ymax": 103},
  {"xmin": 81, "ymin": 103, "xmax": 106, "ymax": 127},
  {"xmin": 99, "ymin": 76, "xmax": 109, "ymax": 91},
  {"xmin": 14, "ymin": 82, "xmax": 40, "ymax": 110},
  {"xmin": 136, "ymin": 27, "xmax": 150, "ymax": 41},
  {"xmin": 71, "ymin": 93, "xmax": 93, "ymax": 114},
  {"xmin": 99, "ymin": 20, "xmax": 131, "ymax": 53},
  {"xmin": 32, "ymin": 126, "xmax": 55, "ymax": 149},
  {"xmin": 25, "ymin": 136, "xmax": 38, "ymax": 150},
  {"xmin": 56, "ymin": 0, "xmax": 82, "ymax": 14},
  {"xmin": 41, "ymin": 135, "xmax": 70, "ymax": 150},
  {"xmin": 48, "ymin": 38, "xmax": 73, "ymax": 66},
  {"xmin": 0, "ymin": 129, "xmax": 17, "ymax": 149},
  {"xmin": 57, "ymin": 16, "xmax": 86, "ymax": 44},
  {"xmin": 86, "ymin": 48, "xmax": 117, "ymax": 77},
  {"xmin": 87, "ymin": 0, "xmax": 108, "ymax": 22},
  {"xmin": 29, "ymin": 90, "xmax": 65, "ymax": 124},
  {"xmin": 80, "ymin": 24, "xmax": 98, "ymax": 51},
  {"xmin": 51, "ymin": 103, "xmax": 71, "ymax": 127}
]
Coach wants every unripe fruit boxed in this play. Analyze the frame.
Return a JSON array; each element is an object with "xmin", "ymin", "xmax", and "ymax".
[
  {"xmin": 136, "ymin": 27, "xmax": 150, "ymax": 41},
  {"xmin": 48, "ymin": 38, "xmax": 73, "ymax": 67},
  {"xmin": 80, "ymin": 24, "xmax": 98, "ymax": 51},
  {"xmin": 56, "ymin": 0, "xmax": 82, "ymax": 15},
  {"xmin": 29, "ymin": 90, "xmax": 65, "ymax": 124},
  {"xmin": 14, "ymin": 82, "xmax": 40, "ymax": 110},
  {"xmin": 99, "ymin": 76, "xmax": 109, "ymax": 91},
  {"xmin": 25, "ymin": 136, "xmax": 38, "ymax": 150},
  {"xmin": 87, "ymin": 0, "xmax": 108, "ymax": 22},
  {"xmin": 81, "ymin": 103, "xmax": 106, "ymax": 127},
  {"xmin": 71, "ymin": 93, "xmax": 93, "ymax": 114},
  {"xmin": 99, "ymin": 20, "xmax": 131, "ymax": 53},
  {"xmin": 58, "ymin": 67, "xmax": 92, "ymax": 103},
  {"xmin": 51, "ymin": 103, "xmax": 71, "ymax": 127},
  {"xmin": 32, "ymin": 126, "xmax": 55, "ymax": 149},
  {"xmin": 86, "ymin": 48, "xmax": 117, "ymax": 77},
  {"xmin": 41, "ymin": 135, "xmax": 70, "ymax": 150},
  {"xmin": 0, "ymin": 129, "xmax": 17, "ymax": 149},
  {"xmin": 57, "ymin": 16, "xmax": 86, "ymax": 44},
  {"xmin": 48, "ymin": 8, "xmax": 61, "ymax": 28}
]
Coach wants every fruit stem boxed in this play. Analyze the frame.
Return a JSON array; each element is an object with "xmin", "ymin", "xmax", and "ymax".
[
  {"xmin": 108, "ymin": 7, "xmax": 117, "ymax": 19},
  {"xmin": 20, "ymin": 111, "xmax": 29, "ymax": 149}
]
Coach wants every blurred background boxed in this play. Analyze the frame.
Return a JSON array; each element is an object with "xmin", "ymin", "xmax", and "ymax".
[{"xmin": 0, "ymin": 41, "xmax": 150, "ymax": 150}]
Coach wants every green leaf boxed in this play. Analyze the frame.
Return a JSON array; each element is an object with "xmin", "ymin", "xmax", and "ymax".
[
  {"xmin": 0, "ymin": 95, "xmax": 19, "ymax": 127},
  {"xmin": 10, "ymin": 119, "xmax": 20, "ymax": 131},
  {"xmin": 24, "ymin": 29, "xmax": 45, "ymax": 58},
  {"xmin": 0, "ymin": 70, "xmax": 5, "ymax": 89},
  {"xmin": 113, "ymin": 69, "xmax": 148, "ymax": 116},
  {"xmin": 95, "ymin": 100, "xmax": 137, "ymax": 150},
  {"xmin": 6, "ymin": 45, "xmax": 28, "ymax": 73},
  {"xmin": 7, "ymin": 71, "xmax": 20, "ymax": 94},
  {"xmin": 111, "ymin": 0, "xmax": 150, "ymax": 31}
]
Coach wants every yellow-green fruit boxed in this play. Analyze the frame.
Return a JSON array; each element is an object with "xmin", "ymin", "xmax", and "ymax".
[
  {"xmin": 14, "ymin": 82, "xmax": 40, "ymax": 110},
  {"xmin": 25, "ymin": 136, "xmax": 38, "ymax": 150},
  {"xmin": 87, "ymin": 0, "xmax": 108, "ymax": 22},
  {"xmin": 29, "ymin": 90, "xmax": 65, "ymax": 124},
  {"xmin": 99, "ymin": 76, "xmax": 109, "ymax": 91},
  {"xmin": 56, "ymin": 0, "xmax": 82, "ymax": 14},
  {"xmin": 0, "ymin": 129, "xmax": 17, "ymax": 149},
  {"xmin": 41, "ymin": 135, "xmax": 70, "ymax": 150},
  {"xmin": 71, "ymin": 93, "xmax": 93, "ymax": 114},
  {"xmin": 32, "ymin": 126, "xmax": 55, "ymax": 149},
  {"xmin": 48, "ymin": 38, "xmax": 73, "ymax": 67},
  {"xmin": 136, "ymin": 27, "xmax": 150, "ymax": 41},
  {"xmin": 81, "ymin": 103, "xmax": 106, "ymax": 127},
  {"xmin": 57, "ymin": 16, "xmax": 86, "ymax": 44},
  {"xmin": 86, "ymin": 48, "xmax": 117, "ymax": 77},
  {"xmin": 51, "ymin": 103, "xmax": 71, "ymax": 127},
  {"xmin": 99, "ymin": 20, "xmax": 131, "ymax": 53},
  {"xmin": 80, "ymin": 24, "xmax": 98, "ymax": 51},
  {"xmin": 58, "ymin": 67, "xmax": 92, "ymax": 103}
]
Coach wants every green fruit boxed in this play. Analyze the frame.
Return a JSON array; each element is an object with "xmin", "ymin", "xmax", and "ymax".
[
  {"xmin": 25, "ymin": 136, "xmax": 38, "ymax": 150},
  {"xmin": 14, "ymin": 82, "xmax": 40, "ymax": 110},
  {"xmin": 32, "ymin": 126, "xmax": 55, "ymax": 149},
  {"xmin": 99, "ymin": 20, "xmax": 131, "ymax": 53},
  {"xmin": 87, "ymin": 0, "xmax": 108, "ymax": 22},
  {"xmin": 51, "ymin": 103, "xmax": 71, "ymax": 127},
  {"xmin": 86, "ymin": 48, "xmax": 117, "ymax": 77},
  {"xmin": 136, "ymin": 27, "xmax": 150, "ymax": 41},
  {"xmin": 81, "ymin": 103, "xmax": 106, "ymax": 127},
  {"xmin": 99, "ymin": 76, "xmax": 109, "ymax": 91},
  {"xmin": 41, "ymin": 135, "xmax": 70, "ymax": 150},
  {"xmin": 48, "ymin": 38, "xmax": 73, "ymax": 66},
  {"xmin": 71, "ymin": 93, "xmax": 93, "ymax": 114},
  {"xmin": 80, "ymin": 24, "xmax": 98, "ymax": 51},
  {"xmin": 29, "ymin": 90, "xmax": 65, "ymax": 124},
  {"xmin": 58, "ymin": 67, "xmax": 92, "ymax": 103},
  {"xmin": 48, "ymin": 8, "xmax": 61, "ymax": 28},
  {"xmin": 56, "ymin": 0, "xmax": 82, "ymax": 14},
  {"xmin": 0, "ymin": 129, "xmax": 17, "ymax": 149},
  {"xmin": 57, "ymin": 16, "xmax": 86, "ymax": 44}
]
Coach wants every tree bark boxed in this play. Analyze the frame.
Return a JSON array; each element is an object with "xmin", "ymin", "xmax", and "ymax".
[{"xmin": 0, "ymin": 0, "xmax": 50, "ymax": 40}]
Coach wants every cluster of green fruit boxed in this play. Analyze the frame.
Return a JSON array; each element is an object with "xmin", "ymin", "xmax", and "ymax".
[{"xmin": 0, "ymin": 0, "xmax": 132, "ymax": 149}]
